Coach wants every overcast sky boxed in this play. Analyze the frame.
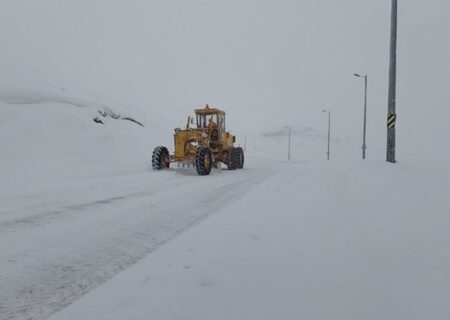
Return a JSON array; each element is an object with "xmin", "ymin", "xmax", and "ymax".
[{"xmin": 1, "ymin": 0, "xmax": 449, "ymax": 159}]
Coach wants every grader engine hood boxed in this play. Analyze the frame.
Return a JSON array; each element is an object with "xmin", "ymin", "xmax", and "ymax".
[{"xmin": 173, "ymin": 129, "xmax": 202, "ymax": 159}]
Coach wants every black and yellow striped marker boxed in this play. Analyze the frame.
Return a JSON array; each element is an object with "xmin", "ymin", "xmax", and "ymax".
[{"xmin": 387, "ymin": 113, "xmax": 396, "ymax": 128}]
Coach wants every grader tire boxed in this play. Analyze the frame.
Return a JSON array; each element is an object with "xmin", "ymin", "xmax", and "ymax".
[
  {"xmin": 152, "ymin": 146, "xmax": 170, "ymax": 170},
  {"xmin": 236, "ymin": 147, "xmax": 244, "ymax": 169},
  {"xmin": 227, "ymin": 148, "xmax": 239, "ymax": 170},
  {"xmin": 195, "ymin": 147, "xmax": 212, "ymax": 175}
]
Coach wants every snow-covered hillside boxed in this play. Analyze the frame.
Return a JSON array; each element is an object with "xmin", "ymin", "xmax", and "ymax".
[{"xmin": 0, "ymin": 100, "xmax": 279, "ymax": 320}]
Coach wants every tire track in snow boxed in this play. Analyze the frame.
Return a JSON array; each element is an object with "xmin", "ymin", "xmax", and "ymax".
[
  {"xmin": 0, "ymin": 162, "xmax": 280, "ymax": 320},
  {"xmin": 0, "ymin": 193, "xmax": 151, "ymax": 233}
]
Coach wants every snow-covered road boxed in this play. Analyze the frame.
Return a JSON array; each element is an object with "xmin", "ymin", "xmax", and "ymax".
[
  {"xmin": 48, "ymin": 159, "xmax": 450, "ymax": 320},
  {"xmin": 0, "ymin": 160, "xmax": 276, "ymax": 320}
]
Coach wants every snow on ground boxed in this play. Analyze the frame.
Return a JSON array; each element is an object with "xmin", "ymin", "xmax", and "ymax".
[
  {"xmin": 1, "ymin": 160, "xmax": 274, "ymax": 320},
  {"xmin": 2, "ymin": 97, "xmax": 450, "ymax": 320},
  {"xmin": 0, "ymin": 101, "xmax": 278, "ymax": 320},
  {"xmin": 2, "ymin": 96, "xmax": 450, "ymax": 320},
  {"xmin": 48, "ymin": 158, "xmax": 450, "ymax": 320},
  {"xmin": 2, "ymin": 1, "xmax": 450, "ymax": 319}
]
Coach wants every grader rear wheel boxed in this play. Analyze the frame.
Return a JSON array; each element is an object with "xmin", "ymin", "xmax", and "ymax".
[
  {"xmin": 195, "ymin": 147, "xmax": 212, "ymax": 175},
  {"xmin": 227, "ymin": 148, "xmax": 239, "ymax": 170},
  {"xmin": 236, "ymin": 147, "xmax": 244, "ymax": 169}
]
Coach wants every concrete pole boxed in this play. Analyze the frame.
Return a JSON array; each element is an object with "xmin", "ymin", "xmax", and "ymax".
[
  {"xmin": 327, "ymin": 112, "xmax": 331, "ymax": 161},
  {"xmin": 387, "ymin": 0, "xmax": 397, "ymax": 163},
  {"xmin": 288, "ymin": 127, "xmax": 291, "ymax": 161},
  {"xmin": 355, "ymin": 73, "xmax": 368, "ymax": 159},
  {"xmin": 322, "ymin": 110, "xmax": 331, "ymax": 160},
  {"xmin": 363, "ymin": 75, "xmax": 367, "ymax": 159}
]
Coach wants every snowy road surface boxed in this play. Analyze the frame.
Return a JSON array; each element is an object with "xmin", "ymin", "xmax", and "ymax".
[
  {"xmin": 48, "ymin": 159, "xmax": 450, "ymax": 320},
  {"xmin": 0, "ymin": 160, "xmax": 276, "ymax": 320}
]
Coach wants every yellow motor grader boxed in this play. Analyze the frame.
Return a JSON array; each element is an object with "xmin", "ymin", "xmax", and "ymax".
[{"xmin": 152, "ymin": 105, "xmax": 244, "ymax": 175}]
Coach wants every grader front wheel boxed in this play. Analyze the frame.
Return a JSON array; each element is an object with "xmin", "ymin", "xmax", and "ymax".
[
  {"xmin": 152, "ymin": 146, "xmax": 170, "ymax": 170},
  {"xmin": 195, "ymin": 147, "xmax": 212, "ymax": 175}
]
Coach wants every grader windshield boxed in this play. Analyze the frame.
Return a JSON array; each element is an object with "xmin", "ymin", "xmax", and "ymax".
[{"xmin": 195, "ymin": 108, "xmax": 225, "ymax": 130}]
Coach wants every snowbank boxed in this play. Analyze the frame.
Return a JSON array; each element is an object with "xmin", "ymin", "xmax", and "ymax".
[{"xmin": 0, "ymin": 99, "xmax": 169, "ymax": 191}]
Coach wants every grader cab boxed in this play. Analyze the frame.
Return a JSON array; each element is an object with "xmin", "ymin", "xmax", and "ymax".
[{"xmin": 152, "ymin": 105, "xmax": 244, "ymax": 175}]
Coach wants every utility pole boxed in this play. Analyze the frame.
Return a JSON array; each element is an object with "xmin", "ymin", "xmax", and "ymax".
[
  {"xmin": 285, "ymin": 126, "xmax": 291, "ymax": 161},
  {"xmin": 354, "ymin": 73, "xmax": 368, "ymax": 159},
  {"xmin": 387, "ymin": 0, "xmax": 397, "ymax": 163},
  {"xmin": 322, "ymin": 109, "xmax": 331, "ymax": 160}
]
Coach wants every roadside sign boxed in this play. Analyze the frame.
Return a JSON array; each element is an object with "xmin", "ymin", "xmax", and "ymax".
[{"xmin": 387, "ymin": 113, "xmax": 396, "ymax": 129}]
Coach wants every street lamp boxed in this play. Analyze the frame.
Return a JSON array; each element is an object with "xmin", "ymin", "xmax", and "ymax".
[
  {"xmin": 285, "ymin": 126, "xmax": 291, "ymax": 161},
  {"xmin": 322, "ymin": 109, "xmax": 331, "ymax": 160},
  {"xmin": 354, "ymin": 73, "xmax": 368, "ymax": 159}
]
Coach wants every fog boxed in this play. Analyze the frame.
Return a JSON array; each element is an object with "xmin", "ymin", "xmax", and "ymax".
[{"xmin": 1, "ymin": 0, "xmax": 449, "ymax": 161}]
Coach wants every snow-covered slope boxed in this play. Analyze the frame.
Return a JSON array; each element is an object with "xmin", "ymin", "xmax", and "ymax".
[{"xmin": 0, "ymin": 99, "xmax": 278, "ymax": 320}]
